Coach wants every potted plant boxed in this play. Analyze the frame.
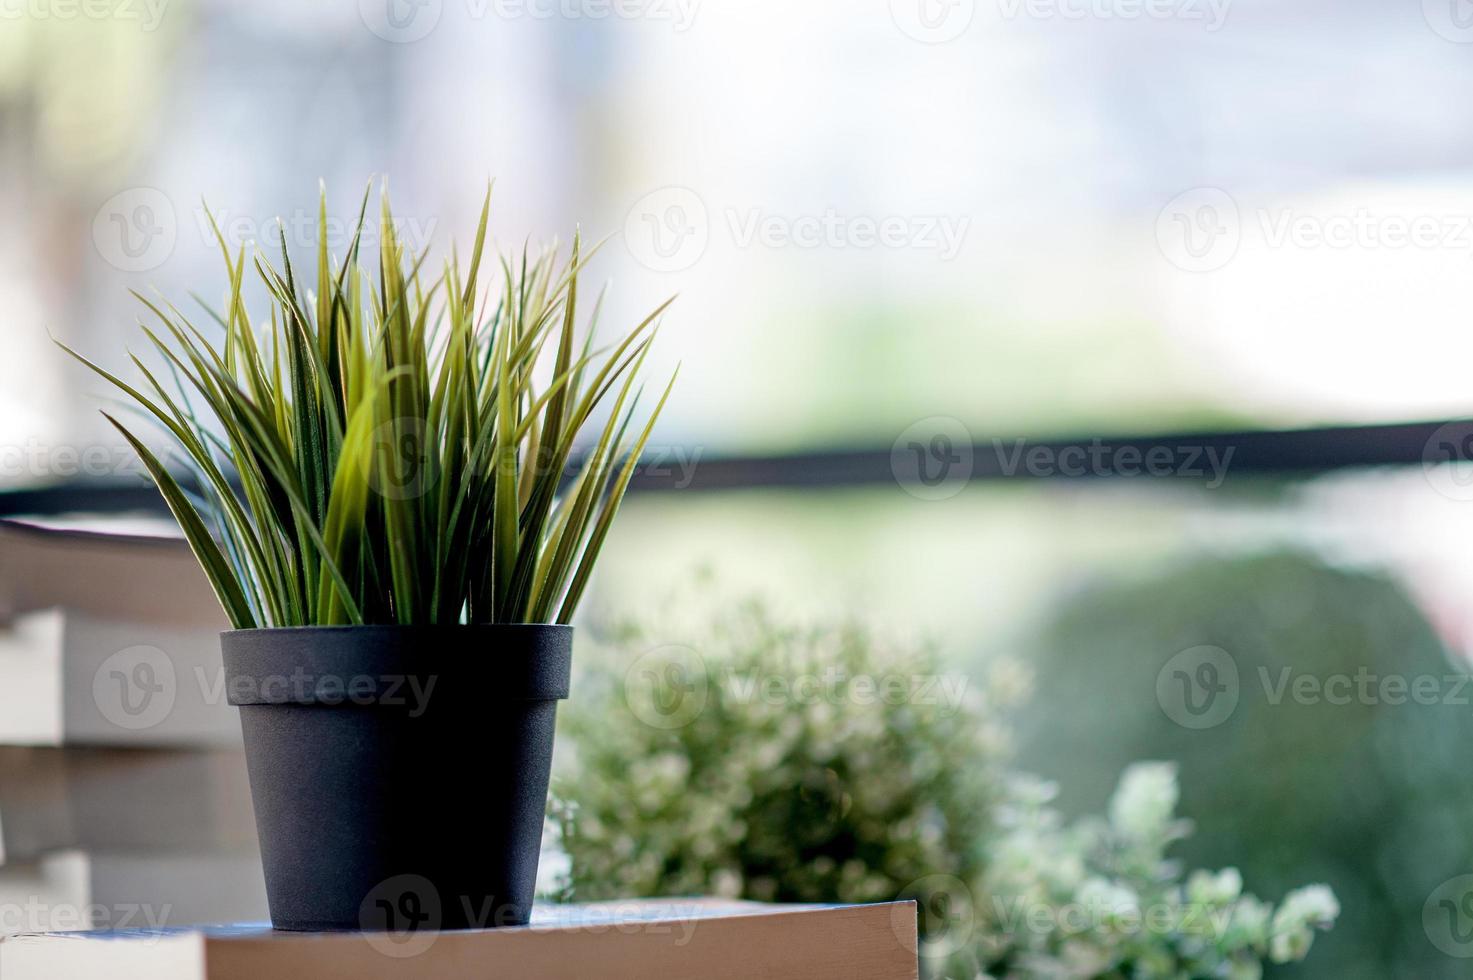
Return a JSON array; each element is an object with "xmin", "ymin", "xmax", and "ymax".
[{"xmin": 60, "ymin": 185, "xmax": 676, "ymax": 931}]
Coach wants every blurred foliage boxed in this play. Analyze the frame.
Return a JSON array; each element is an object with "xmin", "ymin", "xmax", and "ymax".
[
  {"xmin": 553, "ymin": 599, "xmax": 1015, "ymax": 910},
  {"xmin": 1016, "ymin": 550, "xmax": 1473, "ymax": 979},
  {"xmin": 967, "ymin": 764, "xmax": 1337, "ymax": 979},
  {"xmin": 553, "ymin": 594, "xmax": 1340, "ymax": 978}
]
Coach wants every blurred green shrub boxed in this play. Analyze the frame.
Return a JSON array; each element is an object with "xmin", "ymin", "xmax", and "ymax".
[
  {"xmin": 552, "ymin": 600, "xmax": 1014, "ymax": 909},
  {"xmin": 1016, "ymin": 550, "xmax": 1473, "ymax": 979},
  {"xmin": 553, "ymin": 596, "xmax": 1339, "ymax": 978},
  {"xmin": 968, "ymin": 763, "xmax": 1337, "ymax": 979}
]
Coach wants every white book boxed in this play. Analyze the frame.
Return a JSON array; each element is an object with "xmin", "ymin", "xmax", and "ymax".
[
  {"xmin": 0, "ymin": 609, "xmax": 239, "ymax": 748},
  {"xmin": 0, "ymin": 519, "xmax": 223, "ymax": 629},
  {"xmin": 0, "ymin": 850, "xmax": 268, "ymax": 937},
  {"xmin": 0, "ymin": 901, "xmax": 918, "ymax": 980},
  {"xmin": 0, "ymin": 748, "xmax": 257, "ymax": 866}
]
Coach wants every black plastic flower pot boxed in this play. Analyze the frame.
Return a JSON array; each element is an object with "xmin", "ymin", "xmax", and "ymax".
[{"xmin": 221, "ymin": 624, "xmax": 572, "ymax": 932}]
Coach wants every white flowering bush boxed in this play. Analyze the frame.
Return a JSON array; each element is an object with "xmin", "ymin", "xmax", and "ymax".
[
  {"xmin": 552, "ymin": 600, "xmax": 1019, "ymax": 915},
  {"xmin": 1017, "ymin": 552, "xmax": 1464, "ymax": 976},
  {"xmin": 963, "ymin": 763, "xmax": 1338, "ymax": 979},
  {"xmin": 554, "ymin": 600, "xmax": 1338, "ymax": 978}
]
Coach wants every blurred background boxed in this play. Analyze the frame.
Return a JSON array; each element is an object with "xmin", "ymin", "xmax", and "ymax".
[{"xmin": 5, "ymin": 0, "xmax": 1473, "ymax": 976}]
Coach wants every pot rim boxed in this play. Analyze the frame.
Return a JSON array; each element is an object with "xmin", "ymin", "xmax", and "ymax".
[
  {"xmin": 220, "ymin": 623, "xmax": 573, "ymax": 705},
  {"xmin": 222, "ymin": 622, "xmax": 575, "ymax": 637}
]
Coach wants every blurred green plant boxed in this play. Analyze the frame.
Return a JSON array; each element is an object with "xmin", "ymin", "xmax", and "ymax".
[
  {"xmin": 966, "ymin": 763, "xmax": 1337, "ymax": 979},
  {"xmin": 553, "ymin": 599, "xmax": 1016, "ymax": 909},
  {"xmin": 1016, "ymin": 550, "xmax": 1473, "ymax": 978},
  {"xmin": 61, "ymin": 184, "xmax": 674, "ymax": 627},
  {"xmin": 552, "ymin": 596, "xmax": 1338, "ymax": 978}
]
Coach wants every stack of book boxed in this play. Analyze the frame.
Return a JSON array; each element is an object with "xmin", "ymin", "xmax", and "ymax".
[
  {"xmin": 0, "ymin": 517, "xmax": 922, "ymax": 976},
  {"xmin": 0, "ymin": 517, "xmax": 269, "ymax": 933},
  {"xmin": 0, "ymin": 900, "xmax": 920, "ymax": 978}
]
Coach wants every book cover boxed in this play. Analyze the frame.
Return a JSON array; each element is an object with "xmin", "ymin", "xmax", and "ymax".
[
  {"xmin": 0, "ymin": 519, "xmax": 221, "ymax": 630},
  {"xmin": 0, "ymin": 850, "xmax": 269, "ymax": 936},
  {"xmin": 0, "ymin": 608, "xmax": 239, "ymax": 747},
  {"xmin": 0, "ymin": 747, "xmax": 256, "ymax": 865},
  {"xmin": 0, "ymin": 900, "xmax": 919, "ymax": 979}
]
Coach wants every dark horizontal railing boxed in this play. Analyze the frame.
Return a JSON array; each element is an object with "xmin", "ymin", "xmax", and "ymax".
[
  {"xmin": 0, "ymin": 420, "xmax": 1460, "ymax": 517},
  {"xmin": 625, "ymin": 420, "xmax": 1457, "ymax": 492}
]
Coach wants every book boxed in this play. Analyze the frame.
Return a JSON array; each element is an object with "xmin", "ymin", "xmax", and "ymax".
[
  {"xmin": 0, "ymin": 607, "xmax": 240, "ymax": 747},
  {"xmin": 0, "ymin": 518, "xmax": 222, "ymax": 630},
  {"xmin": 0, "ymin": 850, "xmax": 268, "ymax": 937},
  {"xmin": 0, "ymin": 747, "xmax": 256, "ymax": 865},
  {"xmin": 0, "ymin": 900, "xmax": 919, "ymax": 979}
]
